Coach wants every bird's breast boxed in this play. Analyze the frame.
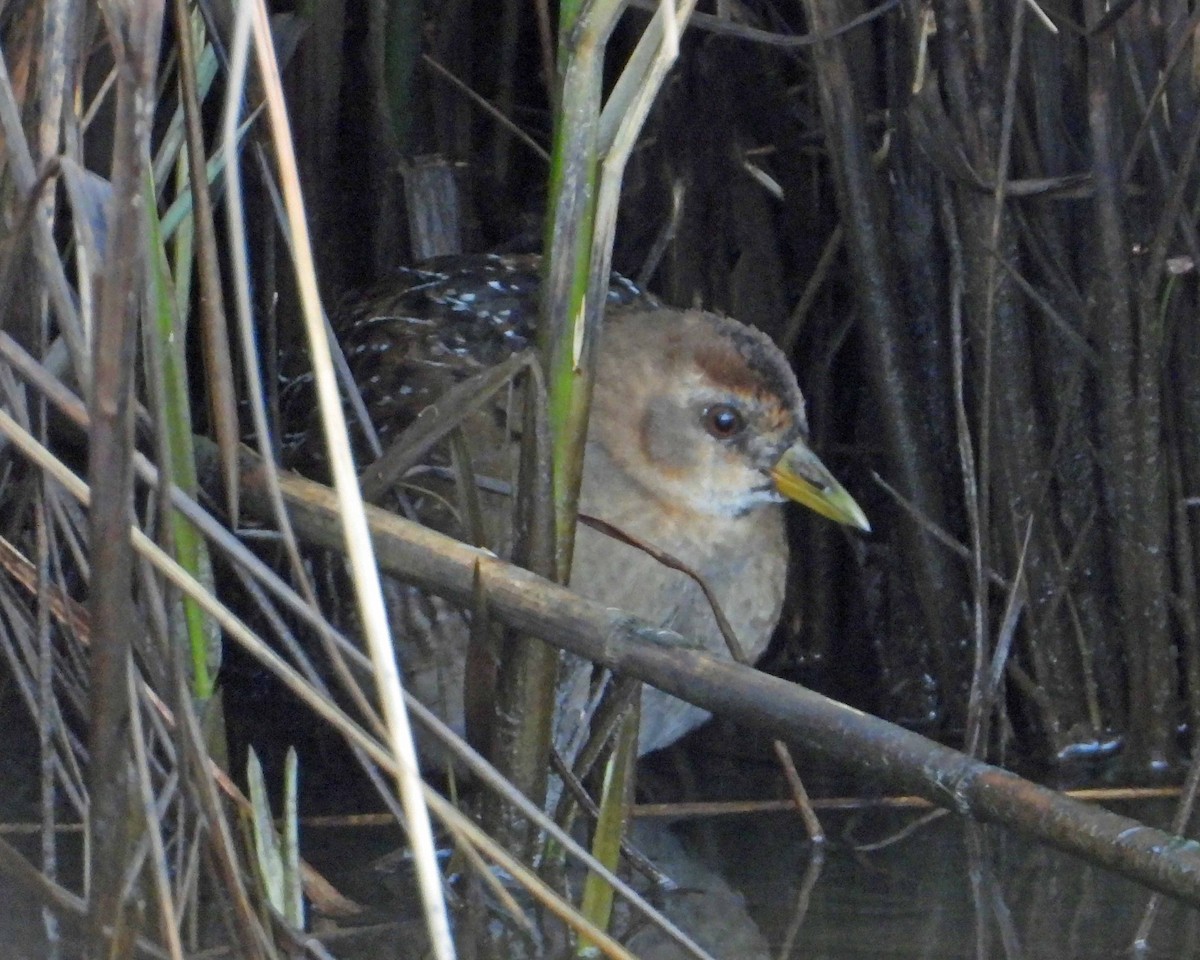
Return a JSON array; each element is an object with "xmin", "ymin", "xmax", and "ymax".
[{"xmin": 572, "ymin": 470, "xmax": 788, "ymax": 665}]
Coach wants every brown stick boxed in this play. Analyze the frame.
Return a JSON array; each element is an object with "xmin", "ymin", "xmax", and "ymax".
[
  {"xmin": 86, "ymin": 0, "xmax": 167, "ymax": 950},
  {"xmin": 203, "ymin": 441, "xmax": 1200, "ymax": 909}
]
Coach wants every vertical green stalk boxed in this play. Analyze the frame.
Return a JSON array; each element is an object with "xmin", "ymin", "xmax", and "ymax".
[
  {"xmin": 143, "ymin": 170, "xmax": 218, "ymax": 699},
  {"xmin": 539, "ymin": 0, "xmax": 624, "ymax": 578},
  {"xmin": 541, "ymin": 0, "xmax": 693, "ymax": 575},
  {"xmin": 576, "ymin": 713, "xmax": 637, "ymax": 958},
  {"xmin": 539, "ymin": 63, "xmax": 601, "ymax": 577},
  {"xmin": 537, "ymin": 1, "xmax": 696, "ymax": 938},
  {"xmin": 480, "ymin": 0, "xmax": 623, "ymax": 866}
]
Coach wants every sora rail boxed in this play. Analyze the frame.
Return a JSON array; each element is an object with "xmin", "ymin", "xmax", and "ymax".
[{"xmin": 285, "ymin": 254, "xmax": 868, "ymax": 757}]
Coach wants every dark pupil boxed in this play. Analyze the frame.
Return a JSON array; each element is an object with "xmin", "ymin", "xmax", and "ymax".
[{"xmin": 707, "ymin": 404, "xmax": 742, "ymax": 437}]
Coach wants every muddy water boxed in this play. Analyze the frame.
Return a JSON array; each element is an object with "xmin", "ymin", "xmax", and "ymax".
[
  {"xmin": 675, "ymin": 803, "xmax": 1200, "ymax": 959},
  {"xmin": 299, "ymin": 799, "xmax": 1200, "ymax": 959}
]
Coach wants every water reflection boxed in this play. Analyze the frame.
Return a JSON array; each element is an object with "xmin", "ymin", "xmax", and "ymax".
[{"xmin": 674, "ymin": 802, "xmax": 1200, "ymax": 959}]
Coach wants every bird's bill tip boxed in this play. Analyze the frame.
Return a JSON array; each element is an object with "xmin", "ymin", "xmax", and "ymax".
[{"xmin": 769, "ymin": 442, "xmax": 871, "ymax": 532}]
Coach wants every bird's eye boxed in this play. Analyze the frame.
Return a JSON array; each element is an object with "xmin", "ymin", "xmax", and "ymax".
[{"xmin": 703, "ymin": 403, "xmax": 746, "ymax": 439}]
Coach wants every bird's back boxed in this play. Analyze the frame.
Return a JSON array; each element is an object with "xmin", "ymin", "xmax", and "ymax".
[{"xmin": 283, "ymin": 253, "xmax": 652, "ymax": 472}]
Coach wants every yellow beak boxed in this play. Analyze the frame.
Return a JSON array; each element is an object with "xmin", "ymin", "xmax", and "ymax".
[{"xmin": 769, "ymin": 440, "xmax": 871, "ymax": 532}]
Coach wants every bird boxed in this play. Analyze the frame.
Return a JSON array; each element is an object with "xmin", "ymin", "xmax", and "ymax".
[{"xmin": 284, "ymin": 253, "xmax": 869, "ymax": 758}]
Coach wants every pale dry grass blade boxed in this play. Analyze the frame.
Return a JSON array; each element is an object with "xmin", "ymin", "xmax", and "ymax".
[{"xmin": 227, "ymin": 2, "xmax": 454, "ymax": 954}]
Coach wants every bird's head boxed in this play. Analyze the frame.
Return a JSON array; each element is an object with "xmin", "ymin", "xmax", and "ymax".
[{"xmin": 592, "ymin": 308, "xmax": 870, "ymax": 530}]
